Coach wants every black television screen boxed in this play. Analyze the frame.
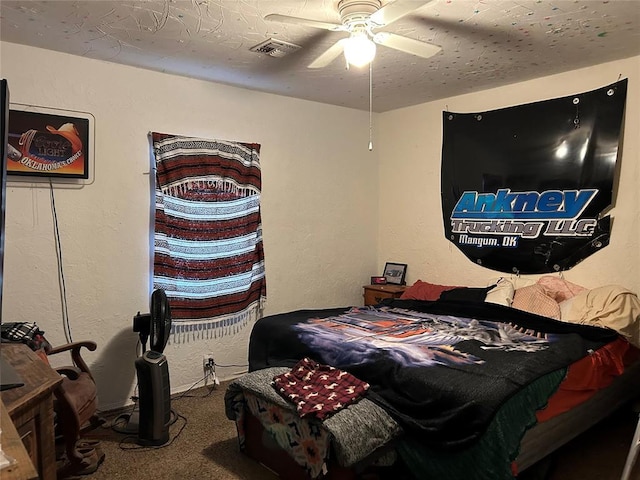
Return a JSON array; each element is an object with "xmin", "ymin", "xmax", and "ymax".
[{"xmin": 0, "ymin": 78, "xmax": 9, "ymax": 321}]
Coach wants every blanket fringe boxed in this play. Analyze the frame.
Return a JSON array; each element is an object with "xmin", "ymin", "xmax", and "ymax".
[
  {"xmin": 169, "ymin": 297, "xmax": 265, "ymax": 344},
  {"xmin": 161, "ymin": 177, "xmax": 259, "ymax": 198}
]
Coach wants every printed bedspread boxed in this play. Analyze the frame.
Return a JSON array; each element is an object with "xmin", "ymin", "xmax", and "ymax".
[
  {"xmin": 225, "ymin": 366, "xmax": 570, "ymax": 479},
  {"xmin": 248, "ymin": 299, "xmax": 618, "ymax": 451}
]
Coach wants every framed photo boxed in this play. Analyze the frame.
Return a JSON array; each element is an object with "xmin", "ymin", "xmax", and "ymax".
[
  {"xmin": 6, "ymin": 105, "xmax": 92, "ymax": 179},
  {"xmin": 383, "ymin": 262, "xmax": 407, "ymax": 285}
]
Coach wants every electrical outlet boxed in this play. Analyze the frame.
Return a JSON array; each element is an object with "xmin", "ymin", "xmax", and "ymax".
[
  {"xmin": 202, "ymin": 353, "xmax": 217, "ymax": 387},
  {"xmin": 203, "ymin": 353, "xmax": 215, "ymax": 369}
]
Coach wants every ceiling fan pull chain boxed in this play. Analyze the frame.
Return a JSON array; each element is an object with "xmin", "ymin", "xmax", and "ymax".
[{"xmin": 369, "ymin": 61, "xmax": 373, "ymax": 151}]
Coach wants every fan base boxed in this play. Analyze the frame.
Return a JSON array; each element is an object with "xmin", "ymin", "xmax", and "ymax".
[{"xmin": 338, "ymin": 0, "xmax": 381, "ymax": 26}]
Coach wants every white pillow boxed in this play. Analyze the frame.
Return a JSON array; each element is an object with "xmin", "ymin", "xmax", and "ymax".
[
  {"xmin": 485, "ymin": 278, "xmax": 515, "ymax": 307},
  {"xmin": 559, "ymin": 296, "xmax": 576, "ymax": 321},
  {"xmin": 511, "ymin": 276, "xmax": 536, "ymax": 290}
]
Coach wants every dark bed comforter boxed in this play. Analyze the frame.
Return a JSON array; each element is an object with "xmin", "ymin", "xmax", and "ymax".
[{"xmin": 248, "ymin": 299, "xmax": 617, "ymax": 452}]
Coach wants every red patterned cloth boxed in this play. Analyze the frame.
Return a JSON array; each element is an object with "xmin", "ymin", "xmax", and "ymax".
[
  {"xmin": 151, "ymin": 133, "xmax": 266, "ymax": 338},
  {"xmin": 272, "ymin": 358, "xmax": 369, "ymax": 420}
]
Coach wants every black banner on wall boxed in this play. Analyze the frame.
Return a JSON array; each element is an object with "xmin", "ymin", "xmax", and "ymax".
[{"xmin": 441, "ymin": 79, "xmax": 627, "ymax": 274}]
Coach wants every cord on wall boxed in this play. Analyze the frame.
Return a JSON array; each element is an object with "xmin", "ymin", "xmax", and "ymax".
[{"xmin": 49, "ymin": 179, "xmax": 73, "ymax": 343}]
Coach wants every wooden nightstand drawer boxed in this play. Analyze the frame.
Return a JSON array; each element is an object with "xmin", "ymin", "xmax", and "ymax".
[{"xmin": 363, "ymin": 285, "xmax": 406, "ymax": 306}]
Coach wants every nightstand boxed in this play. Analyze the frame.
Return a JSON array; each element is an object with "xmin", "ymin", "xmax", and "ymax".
[{"xmin": 363, "ymin": 284, "xmax": 406, "ymax": 306}]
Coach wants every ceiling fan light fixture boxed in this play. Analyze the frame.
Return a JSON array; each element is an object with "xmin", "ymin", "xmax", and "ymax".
[{"xmin": 343, "ymin": 32, "xmax": 376, "ymax": 67}]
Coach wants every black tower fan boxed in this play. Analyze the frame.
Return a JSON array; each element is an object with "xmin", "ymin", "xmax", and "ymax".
[{"xmin": 129, "ymin": 289, "xmax": 172, "ymax": 445}]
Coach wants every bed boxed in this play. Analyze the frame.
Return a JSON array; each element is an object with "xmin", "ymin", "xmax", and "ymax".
[{"xmin": 225, "ymin": 277, "xmax": 640, "ymax": 480}]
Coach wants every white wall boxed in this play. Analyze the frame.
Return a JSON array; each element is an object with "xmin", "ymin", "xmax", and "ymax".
[
  {"xmin": 378, "ymin": 56, "xmax": 640, "ymax": 295},
  {"xmin": 0, "ymin": 41, "xmax": 379, "ymax": 410},
  {"xmin": 3, "ymin": 41, "xmax": 638, "ymax": 411}
]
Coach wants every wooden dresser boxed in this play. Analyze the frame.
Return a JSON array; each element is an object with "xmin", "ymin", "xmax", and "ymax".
[
  {"xmin": 0, "ymin": 344, "xmax": 62, "ymax": 480},
  {"xmin": 362, "ymin": 284, "xmax": 406, "ymax": 306},
  {"xmin": 1, "ymin": 397, "xmax": 38, "ymax": 480}
]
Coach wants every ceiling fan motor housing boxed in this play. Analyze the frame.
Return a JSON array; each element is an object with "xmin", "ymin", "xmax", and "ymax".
[{"xmin": 338, "ymin": 0, "xmax": 381, "ymax": 26}]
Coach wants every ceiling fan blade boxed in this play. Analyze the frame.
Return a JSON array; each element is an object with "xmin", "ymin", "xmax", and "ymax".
[
  {"xmin": 373, "ymin": 32, "xmax": 441, "ymax": 59},
  {"xmin": 264, "ymin": 14, "xmax": 344, "ymax": 31},
  {"xmin": 308, "ymin": 38, "xmax": 348, "ymax": 69},
  {"xmin": 369, "ymin": 0, "xmax": 434, "ymax": 27}
]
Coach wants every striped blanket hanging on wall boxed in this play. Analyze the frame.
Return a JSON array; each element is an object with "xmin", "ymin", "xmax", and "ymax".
[{"xmin": 151, "ymin": 132, "xmax": 266, "ymax": 339}]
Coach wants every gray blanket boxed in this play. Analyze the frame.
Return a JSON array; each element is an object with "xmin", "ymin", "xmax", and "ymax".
[{"xmin": 224, "ymin": 367, "xmax": 402, "ymax": 467}]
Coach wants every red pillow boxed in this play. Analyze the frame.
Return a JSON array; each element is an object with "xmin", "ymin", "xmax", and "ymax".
[{"xmin": 400, "ymin": 280, "xmax": 458, "ymax": 301}]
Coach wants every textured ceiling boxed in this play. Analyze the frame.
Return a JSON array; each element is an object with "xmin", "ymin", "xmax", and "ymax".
[{"xmin": 1, "ymin": 0, "xmax": 639, "ymax": 112}]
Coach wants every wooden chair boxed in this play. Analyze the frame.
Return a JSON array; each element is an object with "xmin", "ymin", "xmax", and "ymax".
[{"xmin": 44, "ymin": 340, "xmax": 105, "ymax": 476}]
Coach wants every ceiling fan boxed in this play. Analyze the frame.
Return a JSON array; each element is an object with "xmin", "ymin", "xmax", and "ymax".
[{"xmin": 265, "ymin": 0, "xmax": 441, "ymax": 69}]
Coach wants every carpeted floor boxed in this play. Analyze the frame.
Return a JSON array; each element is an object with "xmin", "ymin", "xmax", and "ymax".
[
  {"xmin": 62, "ymin": 381, "xmax": 279, "ymax": 480},
  {"xmin": 65, "ymin": 380, "xmax": 638, "ymax": 480}
]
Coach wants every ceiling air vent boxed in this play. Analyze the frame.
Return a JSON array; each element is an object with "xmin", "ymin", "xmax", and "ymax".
[{"xmin": 250, "ymin": 38, "xmax": 301, "ymax": 58}]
